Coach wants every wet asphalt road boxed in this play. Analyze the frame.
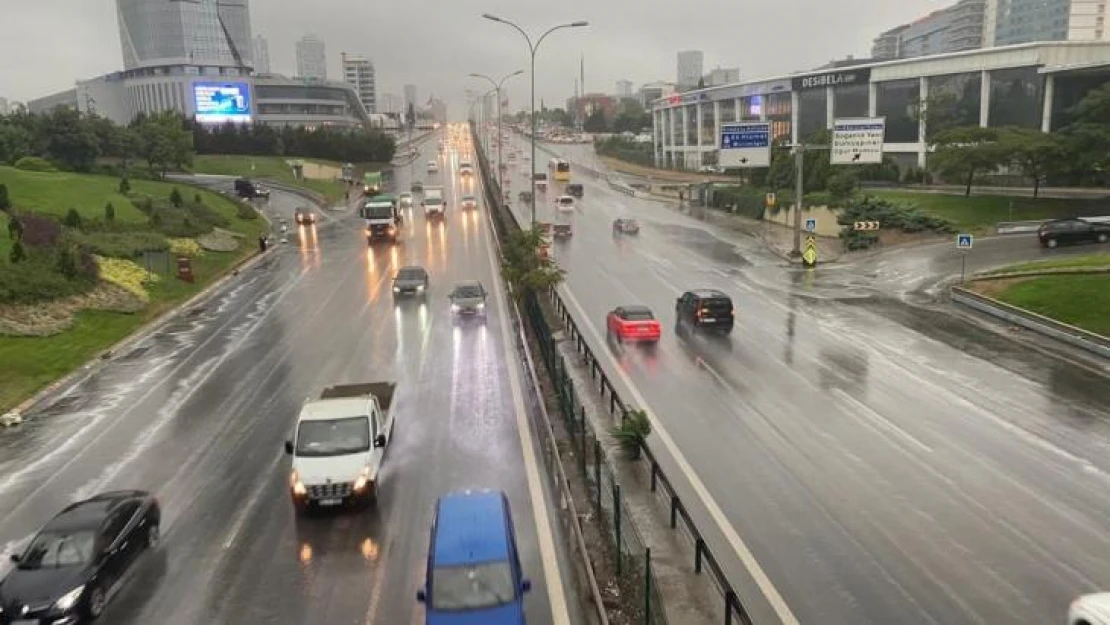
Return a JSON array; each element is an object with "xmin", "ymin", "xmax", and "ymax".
[
  {"xmin": 499, "ymin": 131, "xmax": 1110, "ymax": 625},
  {"xmin": 0, "ymin": 133, "xmax": 574, "ymax": 624}
]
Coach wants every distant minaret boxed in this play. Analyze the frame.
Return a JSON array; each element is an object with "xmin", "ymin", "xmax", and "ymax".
[{"xmin": 580, "ymin": 53, "xmax": 585, "ymax": 95}]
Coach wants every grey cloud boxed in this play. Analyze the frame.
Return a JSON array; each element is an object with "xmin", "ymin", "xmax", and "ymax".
[{"xmin": 3, "ymin": 0, "xmax": 947, "ymax": 116}]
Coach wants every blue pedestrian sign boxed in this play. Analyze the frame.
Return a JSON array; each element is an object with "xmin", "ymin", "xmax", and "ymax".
[
  {"xmin": 957, "ymin": 233, "xmax": 973, "ymax": 250},
  {"xmin": 805, "ymin": 218, "xmax": 817, "ymax": 233},
  {"xmin": 719, "ymin": 122, "xmax": 771, "ymax": 168}
]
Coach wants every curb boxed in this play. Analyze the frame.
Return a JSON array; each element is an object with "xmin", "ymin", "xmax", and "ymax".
[
  {"xmin": 951, "ymin": 286, "xmax": 1110, "ymax": 360},
  {"xmin": 3, "ymin": 185, "xmax": 295, "ymax": 420}
]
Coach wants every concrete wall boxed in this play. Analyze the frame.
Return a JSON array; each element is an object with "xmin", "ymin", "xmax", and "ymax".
[{"xmin": 762, "ymin": 205, "xmax": 842, "ymax": 237}]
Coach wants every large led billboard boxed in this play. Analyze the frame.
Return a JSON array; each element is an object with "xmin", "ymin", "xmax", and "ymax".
[{"xmin": 193, "ymin": 82, "xmax": 251, "ymax": 123}]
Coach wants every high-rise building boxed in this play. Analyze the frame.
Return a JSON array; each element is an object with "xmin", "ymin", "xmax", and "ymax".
[
  {"xmin": 615, "ymin": 80, "xmax": 634, "ymax": 98},
  {"xmin": 116, "ymin": 0, "xmax": 253, "ymax": 71},
  {"xmin": 703, "ymin": 68, "xmax": 740, "ymax": 87},
  {"xmin": 428, "ymin": 98, "xmax": 447, "ymax": 123},
  {"xmin": 403, "ymin": 84, "xmax": 417, "ymax": 111},
  {"xmin": 676, "ymin": 50, "xmax": 704, "ymax": 89},
  {"xmin": 341, "ymin": 53, "xmax": 376, "ymax": 113},
  {"xmin": 991, "ymin": 0, "xmax": 1107, "ymax": 45},
  {"xmin": 639, "ymin": 81, "xmax": 677, "ymax": 107},
  {"xmin": 379, "ymin": 93, "xmax": 401, "ymax": 115},
  {"xmin": 0, "ymin": 98, "xmax": 9, "ymax": 116},
  {"xmin": 253, "ymin": 35, "xmax": 271, "ymax": 74},
  {"xmin": 296, "ymin": 35, "xmax": 327, "ymax": 80},
  {"xmin": 869, "ymin": 0, "xmax": 985, "ymax": 60}
]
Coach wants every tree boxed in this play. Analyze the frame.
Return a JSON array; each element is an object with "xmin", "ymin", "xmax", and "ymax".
[
  {"xmin": 996, "ymin": 127, "xmax": 1062, "ymax": 198},
  {"xmin": 1058, "ymin": 83, "xmax": 1110, "ymax": 185},
  {"xmin": 118, "ymin": 177, "xmax": 131, "ymax": 194},
  {"xmin": 9, "ymin": 239, "xmax": 26, "ymax": 263},
  {"xmin": 500, "ymin": 226, "xmax": 565, "ymax": 301},
  {"xmin": 912, "ymin": 92, "xmax": 975, "ymax": 142},
  {"xmin": 63, "ymin": 208, "xmax": 83, "ymax": 229},
  {"xmin": 583, "ymin": 109, "xmax": 609, "ymax": 133},
  {"xmin": 0, "ymin": 183, "xmax": 9, "ymax": 211},
  {"xmin": 8, "ymin": 214, "xmax": 23, "ymax": 240},
  {"xmin": 0, "ymin": 124, "xmax": 33, "ymax": 165},
  {"xmin": 929, "ymin": 126, "xmax": 1003, "ymax": 196},
  {"xmin": 136, "ymin": 111, "xmax": 193, "ymax": 178},
  {"xmin": 41, "ymin": 107, "xmax": 101, "ymax": 172},
  {"xmin": 170, "ymin": 187, "xmax": 184, "ymax": 208},
  {"xmin": 104, "ymin": 202, "xmax": 116, "ymax": 222}
]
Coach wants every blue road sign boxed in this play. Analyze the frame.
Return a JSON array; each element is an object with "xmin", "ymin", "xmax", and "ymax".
[
  {"xmin": 957, "ymin": 233, "xmax": 973, "ymax": 250},
  {"xmin": 719, "ymin": 127, "xmax": 770, "ymax": 150},
  {"xmin": 805, "ymin": 218, "xmax": 817, "ymax": 232}
]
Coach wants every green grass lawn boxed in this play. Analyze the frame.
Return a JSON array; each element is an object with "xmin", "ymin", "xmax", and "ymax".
[
  {"xmin": 989, "ymin": 274, "xmax": 1110, "ymax": 337},
  {"xmin": 869, "ymin": 190, "xmax": 1109, "ymax": 234},
  {"xmin": 191, "ymin": 155, "xmax": 386, "ymax": 203},
  {"xmin": 984, "ymin": 252, "xmax": 1110, "ymax": 275}
]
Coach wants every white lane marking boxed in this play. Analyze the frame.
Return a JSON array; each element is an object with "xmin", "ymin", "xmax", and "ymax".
[
  {"xmin": 221, "ymin": 451, "xmax": 287, "ymax": 549},
  {"xmin": 831, "ymin": 389, "xmax": 934, "ymax": 455},
  {"xmin": 479, "ymin": 190, "xmax": 571, "ymax": 625},
  {"xmin": 559, "ymin": 286, "xmax": 800, "ymax": 625}
]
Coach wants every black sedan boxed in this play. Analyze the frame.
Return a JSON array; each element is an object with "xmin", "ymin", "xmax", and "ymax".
[
  {"xmin": 0, "ymin": 491, "xmax": 160, "ymax": 623},
  {"xmin": 1037, "ymin": 218, "xmax": 1110, "ymax": 248}
]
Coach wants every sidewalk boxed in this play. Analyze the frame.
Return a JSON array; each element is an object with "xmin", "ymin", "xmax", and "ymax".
[{"xmin": 553, "ymin": 332, "xmax": 724, "ymax": 625}]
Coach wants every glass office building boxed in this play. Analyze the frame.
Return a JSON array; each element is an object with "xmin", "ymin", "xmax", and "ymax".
[{"xmin": 116, "ymin": 0, "xmax": 254, "ymax": 72}]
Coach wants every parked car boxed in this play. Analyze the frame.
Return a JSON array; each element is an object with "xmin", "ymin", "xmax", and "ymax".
[
  {"xmin": 0, "ymin": 491, "xmax": 161, "ymax": 622},
  {"xmin": 1037, "ymin": 218, "xmax": 1110, "ymax": 248}
]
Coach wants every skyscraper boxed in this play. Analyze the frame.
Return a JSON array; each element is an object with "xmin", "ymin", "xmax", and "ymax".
[
  {"xmin": 676, "ymin": 50, "xmax": 704, "ymax": 89},
  {"xmin": 342, "ymin": 53, "xmax": 377, "ymax": 113},
  {"xmin": 991, "ymin": 0, "xmax": 1106, "ymax": 45},
  {"xmin": 403, "ymin": 84, "xmax": 417, "ymax": 111},
  {"xmin": 253, "ymin": 35, "xmax": 271, "ymax": 74},
  {"xmin": 296, "ymin": 35, "xmax": 327, "ymax": 80},
  {"xmin": 116, "ymin": 0, "xmax": 253, "ymax": 71},
  {"xmin": 616, "ymin": 79, "xmax": 633, "ymax": 98}
]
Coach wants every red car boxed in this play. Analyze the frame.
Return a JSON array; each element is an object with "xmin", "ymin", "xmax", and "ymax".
[{"xmin": 607, "ymin": 305, "xmax": 661, "ymax": 344}]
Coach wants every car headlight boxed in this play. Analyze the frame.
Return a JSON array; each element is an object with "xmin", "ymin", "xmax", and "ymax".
[
  {"xmin": 353, "ymin": 467, "xmax": 372, "ymax": 491},
  {"xmin": 476, "ymin": 302, "xmax": 485, "ymax": 310},
  {"xmin": 451, "ymin": 304, "xmax": 460, "ymax": 313},
  {"xmin": 416, "ymin": 284, "xmax": 425, "ymax": 291},
  {"xmin": 393, "ymin": 286, "xmax": 400, "ymax": 293},
  {"xmin": 290, "ymin": 471, "xmax": 306, "ymax": 496},
  {"xmin": 54, "ymin": 585, "xmax": 84, "ymax": 612}
]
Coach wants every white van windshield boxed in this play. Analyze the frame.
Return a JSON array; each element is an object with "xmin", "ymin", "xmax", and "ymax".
[{"xmin": 296, "ymin": 417, "xmax": 370, "ymax": 456}]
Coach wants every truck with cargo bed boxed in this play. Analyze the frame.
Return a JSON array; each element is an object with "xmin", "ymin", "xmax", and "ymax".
[
  {"xmin": 422, "ymin": 185, "xmax": 445, "ymax": 218},
  {"xmin": 284, "ymin": 382, "xmax": 396, "ymax": 512}
]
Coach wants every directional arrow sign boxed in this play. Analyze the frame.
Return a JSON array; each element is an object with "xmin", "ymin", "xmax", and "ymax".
[
  {"xmin": 802, "ymin": 237, "xmax": 818, "ymax": 268},
  {"xmin": 719, "ymin": 122, "xmax": 771, "ymax": 168},
  {"xmin": 831, "ymin": 117, "xmax": 886, "ymax": 165}
]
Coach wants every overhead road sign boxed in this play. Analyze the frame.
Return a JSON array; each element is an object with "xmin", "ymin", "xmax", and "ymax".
[
  {"xmin": 831, "ymin": 117, "xmax": 886, "ymax": 165},
  {"xmin": 853, "ymin": 221, "xmax": 881, "ymax": 231},
  {"xmin": 957, "ymin": 233, "xmax": 974, "ymax": 249},
  {"xmin": 719, "ymin": 122, "xmax": 771, "ymax": 168}
]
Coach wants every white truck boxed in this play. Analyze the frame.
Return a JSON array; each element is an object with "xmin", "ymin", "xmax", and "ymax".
[
  {"xmin": 285, "ymin": 382, "xmax": 396, "ymax": 512},
  {"xmin": 422, "ymin": 185, "xmax": 445, "ymax": 218}
]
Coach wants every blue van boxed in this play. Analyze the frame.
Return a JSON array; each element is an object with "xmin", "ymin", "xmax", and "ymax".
[{"xmin": 417, "ymin": 490, "xmax": 532, "ymax": 624}]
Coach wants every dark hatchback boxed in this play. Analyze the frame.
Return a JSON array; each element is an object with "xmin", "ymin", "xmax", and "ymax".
[
  {"xmin": 676, "ymin": 289, "xmax": 734, "ymax": 334},
  {"xmin": 1037, "ymin": 218, "xmax": 1110, "ymax": 248},
  {"xmin": 0, "ymin": 491, "xmax": 160, "ymax": 624},
  {"xmin": 393, "ymin": 266, "xmax": 430, "ymax": 297}
]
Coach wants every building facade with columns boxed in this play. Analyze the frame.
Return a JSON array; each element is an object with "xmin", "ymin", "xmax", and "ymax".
[{"xmin": 651, "ymin": 41, "xmax": 1110, "ymax": 170}]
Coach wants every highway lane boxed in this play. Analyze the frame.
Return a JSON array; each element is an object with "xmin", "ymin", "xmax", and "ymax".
[
  {"xmin": 497, "ymin": 131, "xmax": 1110, "ymax": 625},
  {"xmin": 0, "ymin": 132, "xmax": 574, "ymax": 624}
]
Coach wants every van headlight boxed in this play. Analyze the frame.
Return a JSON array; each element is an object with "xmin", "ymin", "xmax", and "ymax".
[
  {"xmin": 451, "ymin": 304, "xmax": 460, "ymax": 313},
  {"xmin": 416, "ymin": 284, "xmax": 425, "ymax": 292},
  {"xmin": 290, "ymin": 471, "xmax": 306, "ymax": 496},
  {"xmin": 353, "ymin": 467, "xmax": 371, "ymax": 491},
  {"xmin": 53, "ymin": 585, "xmax": 84, "ymax": 612},
  {"xmin": 476, "ymin": 302, "xmax": 485, "ymax": 310}
]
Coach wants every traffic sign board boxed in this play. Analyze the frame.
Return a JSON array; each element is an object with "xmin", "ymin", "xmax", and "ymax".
[
  {"xmin": 957, "ymin": 233, "xmax": 974, "ymax": 249},
  {"xmin": 805, "ymin": 218, "xmax": 816, "ymax": 232},
  {"xmin": 719, "ymin": 122, "xmax": 771, "ymax": 168},
  {"xmin": 765, "ymin": 192, "xmax": 777, "ymax": 208},
  {"xmin": 831, "ymin": 117, "xmax": 886, "ymax": 165},
  {"xmin": 802, "ymin": 237, "xmax": 818, "ymax": 268},
  {"xmin": 853, "ymin": 221, "xmax": 881, "ymax": 231}
]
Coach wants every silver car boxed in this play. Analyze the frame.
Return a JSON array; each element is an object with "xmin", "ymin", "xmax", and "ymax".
[
  {"xmin": 393, "ymin": 266, "xmax": 429, "ymax": 297},
  {"xmin": 449, "ymin": 281, "xmax": 487, "ymax": 319}
]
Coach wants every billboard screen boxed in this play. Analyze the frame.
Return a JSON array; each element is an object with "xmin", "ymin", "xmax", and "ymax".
[{"xmin": 193, "ymin": 82, "xmax": 251, "ymax": 123}]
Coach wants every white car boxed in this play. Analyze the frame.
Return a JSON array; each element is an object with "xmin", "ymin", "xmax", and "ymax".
[
  {"xmin": 1070, "ymin": 593, "xmax": 1110, "ymax": 624},
  {"xmin": 556, "ymin": 195, "xmax": 575, "ymax": 212},
  {"xmin": 427, "ymin": 160, "xmax": 438, "ymax": 174}
]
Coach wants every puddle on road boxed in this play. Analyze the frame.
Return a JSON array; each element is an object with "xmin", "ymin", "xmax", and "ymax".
[{"xmin": 649, "ymin": 223, "xmax": 752, "ymax": 267}]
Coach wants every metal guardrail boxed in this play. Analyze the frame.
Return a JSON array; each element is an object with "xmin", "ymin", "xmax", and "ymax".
[
  {"xmin": 471, "ymin": 123, "xmax": 611, "ymax": 625},
  {"xmin": 951, "ymin": 286, "xmax": 1110, "ymax": 359},
  {"xmin": 478, "ymin": 123, "xmax": 753, "ymax": 625},
  {"xmin": 996, "ymin": 215, "xmax": 1110, "ymax": 235}
]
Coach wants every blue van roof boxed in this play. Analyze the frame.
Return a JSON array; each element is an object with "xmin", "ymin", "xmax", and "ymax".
[{"xmin": 433, "ymin": 491, "xmax": 510, "ymax": 567}]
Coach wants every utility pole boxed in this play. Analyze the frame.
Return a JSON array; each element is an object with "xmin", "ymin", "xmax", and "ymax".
[{"xmin": 792, "ymin": 144, "xmax": 804, "ymax": 257}]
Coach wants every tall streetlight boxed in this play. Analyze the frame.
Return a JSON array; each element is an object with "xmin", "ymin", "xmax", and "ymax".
[
  {"xmin": 469, "ymin": 70, "xmax": 523, "ymax": 200},
  {"xmin": 482, "ymin": 14, "xmax": 588, "ymax": 226}
]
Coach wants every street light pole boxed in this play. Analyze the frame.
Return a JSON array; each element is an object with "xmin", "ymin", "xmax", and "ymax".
[
  {"xmin": 482, "ymin": 14, "xmax": 588, "ymax": 226},
  {"xmin": 469, "ymin": 70, "xmax": 523, "ymax": 203}
]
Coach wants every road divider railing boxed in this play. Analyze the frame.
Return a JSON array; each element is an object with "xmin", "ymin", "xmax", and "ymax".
[
  {"xmin": 951, "ymin": 286, "xmax": 1110, "ymax": 359},
  {"xmin": 476, "ymin": 122, "xmax": 753, "ymax": 625},
  {"xmin": 473, "ymin": 124, "xmax": 611, "ymax": 625}
]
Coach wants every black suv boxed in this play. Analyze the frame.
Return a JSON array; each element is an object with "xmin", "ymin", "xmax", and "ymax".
[
  {"xmin": 675, "ymin": 289, "xmax": 734, "ymax": 334},
  {"xmin": 1037, "ymin": 218, "xmax": 1110, "ymax": 248}
]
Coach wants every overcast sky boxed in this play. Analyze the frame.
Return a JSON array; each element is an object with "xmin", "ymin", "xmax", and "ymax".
[{"xmin": 3, "ymin": 0, "xmax": 949, "ymax": 117}]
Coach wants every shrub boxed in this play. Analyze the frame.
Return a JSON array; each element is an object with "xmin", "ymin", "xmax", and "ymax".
[
  {"xmin": 119, "ymin": 177, "xmax": 131, "ymax": 194},
  {"xmin": 0, "ymin": 254, "xmax": 97, "ymax": 304},
  {"xmin": 14, "ymin": 156, "xmax": 57, "ymax": 172},
  {"xmin": 152, "ymin": 199, "xmax": 230, "ymax": 237},
  {"xmin": 0, "ymin": 183, "xmax": 10, "ymax": 211},
  {"xmin": 19, "ymin": 213, "xmax": 62, "ymax": 247},
  {"xmin": 168, "ymin": 238, "xmax": 202, "ymax": 257},
  {"xmin": 9, "ymin": 240, "xmax": 26, "ymax": 263},
  {"xmin": 170, "ymin": 187, "xmax": 184, "ymax": 208},
  {"xmin": 63, "ymin": 207, "xmax": 83, "ymax": 229},
  {"xmin": 236, "ymin": 202, "xmax": 258, "ymax": 220},
  {"xmin": 56, "ymin": 244, "xmax": 80, "ymax": 278},
  {"xmin": 105, "ymin": 202, "xmax": 116, "ymax": 222},
  {"xmin": 95, "ymin": 255, "xmax": 159, "ymax": 303},
  {"xmin": 70, "ymin": 231, "xmax": 169, "ymax": 258},
  {"xmin": 135, "ymin": 196, "xmax": 154, "ymax": 214},
  {"xmin": 194, "ymin": 193, "xmax": 203, "ymax": 204},
  {"xmin": 8, "ymin": 215, "xmax": 23, "ymax": 241},
  {"xmin": 837, "ymin": 195, "xmax": 954, "ymax": 250}
]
